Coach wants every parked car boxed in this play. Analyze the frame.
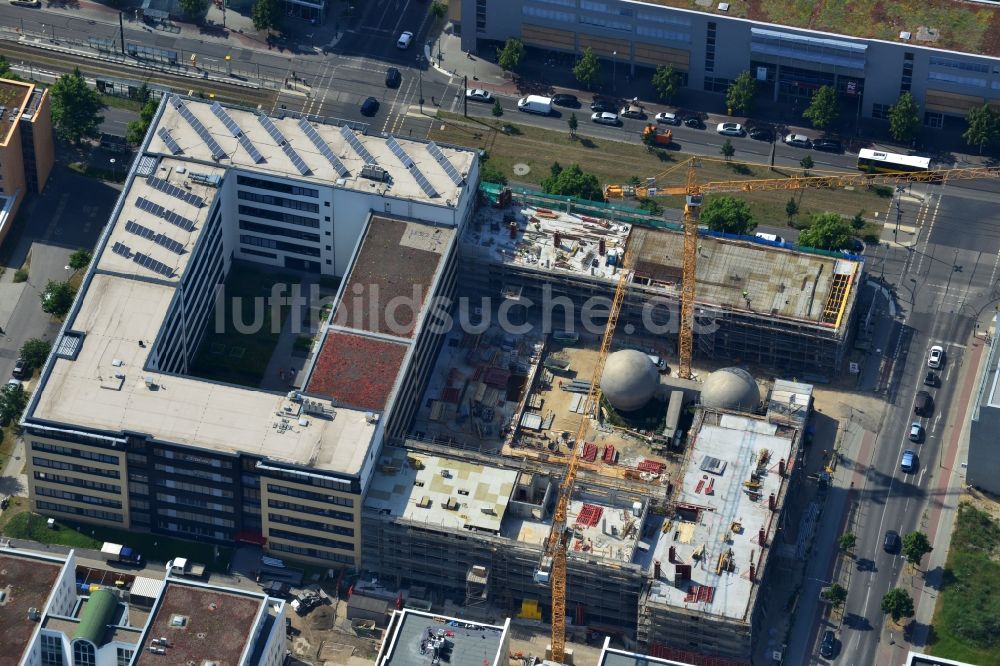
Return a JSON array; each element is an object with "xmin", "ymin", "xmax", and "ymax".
[
  {"xmin": 813, "ymin": 138, "xmax": 843, "ymax": 153},
  {"xmin": 620, "ymin": 105, "xmax": 645, "ymax": 119},
  {"xmin": 900, "ymin": 449, "xmax": 918, "ymax": 473},
  {"xmin": 684, "ymin": 115, "xmax": 706, "ymax": 129},
  {"xmin": 551, "ymin": 94, "xmax": 579, "ymax": 108},
  {"xmin": 755, "ymin": 232, "xmax": 784, "ymax": 244},
  {"xmin": 11, "ymin": 358, "xmax": 29, "ymax": 380},
  {"xmin": 5, "ymin": 378, "xmax": 22, "ymax": 391},
  {"xmin": 927, "ymin": 345, "xmax": 944, "ymax": 369},
  {"xmin": 590, "ymin": 97, "xmax": 618, "ymax": 113},
  {"xmin": 914, "ymin": 390, "xmax": 933, "ymax": 416},
  {"xmin": 909, "ymin": 422, "xmax": 923, "ymax": 442},
  {"xmin": 748, "ymin": 126, "xmax": 774, "ymax": 141},
  {"xmin": 716, "ymin": 122, "xmax": 745, "ymax": 136},
  {"xmin": 396, "ymin": 31, "xmax": 413, "ymax": 49},
  {"xmin": 883, "ymin": 529, "xmax": 901, "ymax": 553},
  {"xmin": 784, "ymin": 133, "xmax": 812, "ymax": 148},
  {"xmin": 924, "ymin": 371, "xmax": 938, "ymax": 387},
  {"xmin": 360, "ymin": 97, "xmax": 380, "ymax": 116},
  {"xmin": 819, "ymin": 630, "xmax": 838, "ymax": 658},
  {"xmin": 592, "ymin": 112, "xmax": 621, "ymax": 126},
  {"xmin": 655, "ymin": 111, "xmax": 680, "ymax": 125},
  {"xmin": 465, "ymin": 88, "xmax": 493, "ymax": 103},
  {"xmin": 385, "ymin": 67, "xmax": 401, "ymax": 88}
]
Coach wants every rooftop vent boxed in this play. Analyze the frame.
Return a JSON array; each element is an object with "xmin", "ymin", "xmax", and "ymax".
[
  {"xmin": 361, "ymin": 164, "xmax": 388, "ymax": 182},
  {"xmin": 700, "ymin": 456, "xmax": 727, "ymax": 476},
  {"xmin": 169, "ymin": 614, "xmax": 188, "ymax": 628},
  {"xmin": 27, "ymin": 607, "xmax": 40, "ymax": 621}
]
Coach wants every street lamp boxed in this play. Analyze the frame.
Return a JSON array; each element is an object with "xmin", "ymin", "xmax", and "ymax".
[
  {"xmin": 225, "ymin": 54, "xmax": 232, "ymax": 76},
  {"xmin": 109, "ymin": 158, "xmax": 117, "ymax": 182},
  {"xmin": 612, "ymin": 50, "xmax": 617, "ymax": 93}
]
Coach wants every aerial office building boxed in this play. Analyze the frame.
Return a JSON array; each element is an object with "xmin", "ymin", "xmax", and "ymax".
[
  {"xmin": 458, "ymin": 0, "xmax": 1000, "ymax": 128},
  {"xmin": 23, "ymin": 94, "xmax": 478, "ymax": 568},
  {"xmin": 0, "ymin": 77, "xmax": 54, "ymax": 244}
]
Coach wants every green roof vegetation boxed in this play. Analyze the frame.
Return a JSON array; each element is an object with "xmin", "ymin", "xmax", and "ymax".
[{"xmin": 73, "ymin": 588, "xmax": 118, "ymax": 646}]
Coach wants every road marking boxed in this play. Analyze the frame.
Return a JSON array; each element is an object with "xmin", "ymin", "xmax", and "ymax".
[
  {"xmin": 912, "ymin": 184, "xmax": 946, "ymax": 276},
  {"xmin": 919, "ymin": 467, "xmax": 927, "ymax": 485}
]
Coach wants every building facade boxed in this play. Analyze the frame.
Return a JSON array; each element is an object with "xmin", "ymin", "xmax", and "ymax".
[
  {"xmin": 460, "ymin": 0, "xmax": 1000, "ymax": 126},
  {"xmin": 968, "ymin": 314, "xmax": 1000, "ymax": 495},
  {"xmin": 0, "ymin": 78, "xmax": 54, "ymax": 244}
]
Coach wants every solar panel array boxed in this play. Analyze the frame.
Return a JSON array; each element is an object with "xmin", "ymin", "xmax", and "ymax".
[
  {"xmin": 112, "ymin": 241, "xmax": 131, "ymax": 258},
  {"xmin": 339, "ymin": 125, "xmax": 376, "ymax": 165},
  {"xmin": 133, "ymin": 251, "xmax": 174, "ymax": 278},
  {"xmin": 147, "ymin": 175, "xmax": 204, "ymax": 207},
  {"xmin": 387, "ymin": 136, "xmax": 439, "ymax": 198},
  {"xmin": 157, "ymin": 127, "xmax": 183, "ymax": 155},
  {"xmin": 298, "ymin": 119, "xmax": 350, "ymax": 178},
  {"xmin": 135, "ymin": 196, "xmax": 196, "ymax": 232},
  {"xmin": 171, "ymin": 97, "xmax": 226, "ymax": 160},
  {"xmin": 211, "ymin": 102, "xmax": 264, "ymax": 164},
  {"xmin": 426, "ymin": 141, "xmax": 464, "ymax": 186},
  {"xmin": 257, "ymin": 115, "xmax": 311, "ymax": 176},
  {"xmin": 125, "ymin": 220, "xmax": 185, "ymax": 255}
]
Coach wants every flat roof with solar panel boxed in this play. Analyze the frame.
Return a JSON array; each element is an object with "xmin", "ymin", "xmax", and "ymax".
[
  {"xmin": 147, "ymin": 96, "xmax": 474, "ymax": 206},
  {"xmin": 386, "ymin": 136, "xmax": 438, "ymax": 198}
]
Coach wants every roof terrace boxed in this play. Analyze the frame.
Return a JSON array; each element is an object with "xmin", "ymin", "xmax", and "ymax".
[
  {"xmin": 0, "ymin": 551, "xmax": 63, "ymax": 664},
  {"xmin": 376, "ymin": 609, "xmax": 509, "ymax": 666}
]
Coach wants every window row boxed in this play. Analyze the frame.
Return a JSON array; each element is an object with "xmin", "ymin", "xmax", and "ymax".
[
  {"xmin": 36, "ymin": 500, "xmax": 122, "ymax": 523},
  {"xmin": 154, "ymin": 463, "xmax": 231, "ymax": 484},
  {"xmin": 267, "ymin": 498, "xmax": 353, "ymax": 522},
  {"xmin": 156, "ymin": 492, "xmax": 234, "ymax": 513},
  {"xmin": 269, "ymin": 541, "xmax": 354, "ymax": 564},
  {"xmin": 237, "ymin": 189, "xmax": 320, "ymax": 213},
  {"xmin": 35, "ymin": 486, "xmax": 123, "ymax": 509},
  {"xmin": 268, "ymin": 512, "xmax": 356, "ymax": 536},
  {"xmin": 269, "ymin": 528, "xmax": 354, "ymax": 551},
  {"xmin": 239, "ymin": 219, "xmax": 321, "ymax": 243},
  {"xmin": 156, "ymin": 477, "xmax": 234, "ymax": 498},
  {"xmin": 33, "ymin": 471, "xmax": 121, "ymax": 494},
  {"xmin": 928, "ymin": 56, "xmax": 990, "ymax": 74},
  {"xmin": 31, "ymin": 442, "xmax": 119, "ymax": 465},
  {"xmin": 237, "ymin": 204, "xmax": 320, "ymax": 229},
  {"xmin": 240, "ymin": 235, "xmax": 321, "ymax": 258},
  {"xmin": 153, "ymin": 447, "xmax": 232, "ymax": 468},
  {"xmin": 236, "ymin": 174, "xmax": 319, "ymax": 198},
  {"xmin": 33, "ymin": 457, "xmax": 120, "ymax": 479}
]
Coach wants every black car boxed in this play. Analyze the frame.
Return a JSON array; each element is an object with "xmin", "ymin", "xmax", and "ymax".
[
  {"xmin": 360, "ymin": 97, "xmax": 380, "ymax": 116},
  {"xmin": 385, "ymin": 67, "xmax": 401, "ymax": 88},
  {"xmin": 883, "ymin": 529, "xmax": 901, "ymax": 553},
  {"xmin": 813, "ymin": 138, "xmax": 843, "ymax": 153},
  {"xmin": 684, "ymin": 116, "xmax": 706, "ymax": 129},
  {"xmin": 924, "ymin": 371, "xmax": 938, "ymax": 387},
  {"xmin": 819, "ymin": 630, "xmax": 838, "ymax": 658},
  {"xmin": 748, "ymin": 127, "xmax": 774, "ymax": 141},
  {"xmin": 590, "ymin": 98, "xmax": 618, "ymax": 113},
  {"xmin": 552, "ymin": 94, "xmax": 579, "ymax": 108},
  {"xmin": 914, "ymin": 390, "xmax": 933, "ymax": 416},
  {"xmin": 11, "ymin": 358, "xmax": 29, "ymax": 380}
]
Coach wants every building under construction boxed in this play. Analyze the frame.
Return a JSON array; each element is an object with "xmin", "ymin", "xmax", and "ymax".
[{"xmin": 463, "ymin": 188, "xmax": 863, "ymax": 376}]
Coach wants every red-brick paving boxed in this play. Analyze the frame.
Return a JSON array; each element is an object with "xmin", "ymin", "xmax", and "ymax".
[
  {"xmin": 135, "ymin": 583, "xmax": 263, "ymax": 666},
  {"xmin": 0, "ymin": 554, "xmax": 61, "ymax": 666},
  {"xmin": 334, "ymin": 216, "xmax": 451, "ymax": 338},
  {"xmin": 306, "ymin": 330, "xmax": 408, "ymax": 411}
]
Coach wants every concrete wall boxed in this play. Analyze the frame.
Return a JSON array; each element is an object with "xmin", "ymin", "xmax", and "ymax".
[{"xmin": 28, "ymin": 90, "xmax": 55, "ymax": 194}]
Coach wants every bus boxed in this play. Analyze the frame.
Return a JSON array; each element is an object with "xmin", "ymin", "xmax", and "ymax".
[{"xmin": 856, "ymin": 149, "xmax": 931, "ymax": 174}]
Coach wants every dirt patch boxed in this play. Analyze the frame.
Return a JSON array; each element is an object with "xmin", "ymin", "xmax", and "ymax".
[{"xmin": 962, "ymin": 488, "xmax": 1000, "ymax": 523}]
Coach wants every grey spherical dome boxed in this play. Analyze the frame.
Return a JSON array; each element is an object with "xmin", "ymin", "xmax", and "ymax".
[
  {"xmin": 701, "ymin": 367, "xmax": 760, "ymax": 412},
  {"xmin": 601, "ymin": 350, "xmax": 660, "ymax": 412}
]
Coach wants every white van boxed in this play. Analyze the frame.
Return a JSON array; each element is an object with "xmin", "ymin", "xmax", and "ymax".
[
  {"xmin": 517, "ymin": 95, "xmax": 553, "ymax": 116},
  {"xmin": 396, "ymin": 31, "xmax": 413, "ymax": 49},
  {"xmin": 754, "ymin": 232, "xmax": 784, "ymax": 244}
]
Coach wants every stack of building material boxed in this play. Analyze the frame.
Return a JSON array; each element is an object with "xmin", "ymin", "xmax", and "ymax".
[
  {"xmin": 637, "ymin": 460, "xmax": 665, "ymax": 473},
  {"xmin": 575, "ymin": 504, "xmax": 603, "ymax": 527},
  {"xmin": 582, "ymin": 442, "xmax": 599, "ymax": 462},
  {"xmin": 602, "ymin": 445, "xmax": 617, "ymax": 464}
]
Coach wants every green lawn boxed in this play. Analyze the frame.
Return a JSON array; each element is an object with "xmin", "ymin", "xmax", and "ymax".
[
  {"xmin": 188, "ymin": 263, "xmax": 296, "ymax": 387},
  {"xmin": 2, "ymin": 512, "xmax": 233, "ymax": 571},
  {"xmin": 431, "ymin": 113, "xmax": 891, "ymax": 227},
  {"xmin": 928, "ymin": 503, "xmax": 1000, "ymax": 663}
]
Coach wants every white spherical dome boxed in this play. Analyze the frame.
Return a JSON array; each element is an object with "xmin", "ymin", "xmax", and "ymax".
[
  {"xmin": 601, "ymin": 350, "xmax": 660, "ymax": 412},
  {"xmin": 701, "ymin": 367, "xmax": 760, "ymax": 412}
]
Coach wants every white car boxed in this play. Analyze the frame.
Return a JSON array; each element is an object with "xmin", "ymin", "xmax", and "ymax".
[
  {"xmin": 927, "ymin": 345, "xmax": 944, "ymax": 369},
  {"xmin": 591, "ymin": 112, "xmax": 620, "ymax": 126},
  {"xmin": 784, "ymin": 133, "xmax": 812, "ymax": 148},
  {"xmin": 716, "ymin": 122, "xmax": 744, "ymax": 136},
  {"xmin": 396, "ymin": 31, "xmax": 413, "ymax": 49},
  {"xmin": 465, "ymin": 89, "xmax": 493, "ymax": 103},
  {"xmin": 655, "ymin": 112, "xmax": 679, "ymax": 125}
]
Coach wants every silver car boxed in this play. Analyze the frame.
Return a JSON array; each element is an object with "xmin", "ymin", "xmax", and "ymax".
[
  {"xmin": 591, "ymin": 112, "xmax": 620, "ymax": 126},
  {"xmin": 784, "ymin": 133, "xmax": 812, "ymax": 148}
]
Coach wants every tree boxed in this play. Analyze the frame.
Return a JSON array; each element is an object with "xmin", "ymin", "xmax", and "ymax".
[
  {"xmin": 881, "ymin": 588, "xmax": 915, "ymax": 623},
  {"xmin": 430, "ymin": 0, "xmax": 447, "ymax": 18},
  {"xmin": 179, "ymin": 0, "xmax": 209, "ymax": 19},
  {"xmin": 851, "ymin": 211, "xmax": 866, "ymax": 231},
  {"xmin": 839, "ymin": 532, "xmax": 857, "ymax": 552},
  {"xmin": 888, "ymin": 92, "xmax": 920, "ymax": 144},
  {"xmin": 0, "ymin": 382, "xmax": 28, "ymax": 426},
  {"xmin": 573, "ymin": 47, "xmax": 602, "ymax": 91},
  {"xmin": 480, "ymin": 161, "xmax": 507, "ymax": 186},
  {"xmin": 822, "ymin": 583, "xmax": 848, "ymax": 608},
  {"xmin": 963, "ymin": 104, "xmax": 1000, "ymax": 154},
  {"xmin": 800, "ymin": 154, "xmax": 814, "ymax": 174},
  {"xmin": 726, "ymin": 70, "xmax": 758, "ymax": 116},
  {"xmin": 497, "ymin": 38, "xmax": 525, "ymax": 73},
  {"xmin": 642, "ymin": 126, "xmax": 659, "ymax": 150},
  {"xmin": 41, "ymin": 280, "xmax": 76, "ymax": 317},
  {"xmin": 492, "ymin": 99, "xmax": 503, "ymax": 118},
  {"xmin": 126, "ymin": 98, "xmax": 158, "ymax": 145},
  {"xmin": 0, "ymin": 54, "xmax": 21, "ymax": 81},
  {"xmin": 68, "ymin": 249, "xmax": 93, "ymax": 271},
  {"xmin": 568, "ymin": 112, "xmax": 578, "ymax": 138},
  {"xmin": 637, "ymin": 197, "xmax": 663, "ymax": 216},
  {"xmin": 49, "ymin": 68, "xmax": 105, "ymax": 145},
  {"xmin": 785, "ymin": 197, "xmax": 799, "ymax": 224},
  {"xmin": 802, "ymin": 85, "xmax": 839, "ymax": 130},
  {"xmin": 19, "ymin": 338, "xmax": 52, "ymax": 370},
  {"xmin": 700, "ymin": 196, "xmax": 755, "ymax": 235},
  {"xmin": 902, "ymin": 531, "xmax": 933, "ymax": 567},
  {"xmin": 251, "ymin": 0, "xmax": 281, "ymax": 31},
  {"xmin": 541, "ymin": 163, "xmax": 604, "ymax": 202},
  {"xmin": 798, "ymin": 212, "xmax": 852, "ymax": 250},
  {"xmin": 134, "ymin": 82, "xmax": 151, "ymax": 106},
  {"xmin": 720, "ymin": 139, "xmax": 735, "ymax": 160},
  {"xmin": 652, "ymin": 64, "xmax": 680, "ymax": 103}
]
